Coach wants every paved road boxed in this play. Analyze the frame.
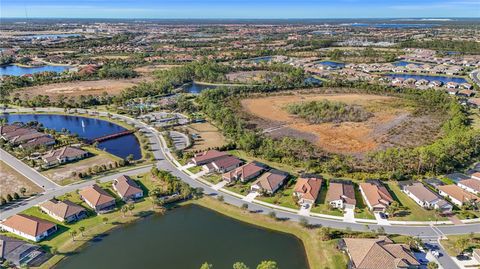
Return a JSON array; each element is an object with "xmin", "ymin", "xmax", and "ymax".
[
  {"xmin": 1, "ymin": 148, "xmax": 59, "ymax": 191},
  {"xmin": 423, "ymin": 239, "xmax": 460, "ymax": 269},
  {"xmin": 2, "ymin": 108, "xmax": 480, "ymax": 240}
]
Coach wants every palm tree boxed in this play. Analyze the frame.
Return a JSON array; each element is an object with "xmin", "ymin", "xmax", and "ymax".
[
  {"xmin": 79, "ymin": 226, "xmax": 85, "ymax": 237},
  {"xmin": 70, "ymin": 230, "xmax": 77, "ymax": 241},
  {"xmin": 128, "ymin": 203, "xmax": 135, "ymax": 215},
  {"xmin": 102, "ymin": 217, "xmax": 108, "ymax": 224},
  {"xmin": 121, "ymin": 205, "xmax": 128, "ymax": 217}
]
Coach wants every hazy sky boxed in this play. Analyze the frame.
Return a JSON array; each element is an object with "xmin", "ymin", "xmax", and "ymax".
[{"xmin": 2, "ymin": 0, "xmax": 479, "ymax": 18}]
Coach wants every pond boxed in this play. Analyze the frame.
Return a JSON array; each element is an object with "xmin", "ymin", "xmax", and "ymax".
[
  {"xmin": 0, "ymin": 64, "xmax": 71, "ymax": 76},
  {"xmin": 385, "ymin": 74, "xmax": 468, "ymax": 84},
  {"xmin": 393, "ymin": 61, "xmax": 423, "ymax": 67},
  {"xmin": 316, "ymin": 61, "xmax": 345, "ymax": 69},
  {"xmin": 1, "ymin": 114, "xmax": 141, "ymax": 160},
  {"xmin": 55, "ymin": 205, "xmax": 309, "ymax": 269},
  {"xmin": 182, "ymin": 82, "xmax": 217, "ymax": 94}
]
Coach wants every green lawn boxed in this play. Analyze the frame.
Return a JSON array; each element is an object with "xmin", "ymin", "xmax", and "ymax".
[
  {"xmin": 225, "ymin": 182, "xmax": 252, "ymax": 195},
  {"xmin": 228, "ymin": 150, "xmax": 299, "ymax": 175},
  {"xmin": 187, "ymin": 166, "xmax": 203, "ymax": 174},
  {"xmin": 257, "ymin": 187, "xmax": 299, "ymax": 210},
  {"xmin": 353, "ymin": 185, "xmax": 375, "ymax": 220},
  {"xmin": 386, "ymin": 181, "xmax": 447, "ymax": 221},
  {"xmin": 441, "ymin": 233, "xmax": 480, "ymax": 256},
  {"xmin": 203, "ymin": 174, "xmax": 223, "ymax": 184},
  {"xmin": 310, "ymin": 182, "xmax": 344, "ymax": 216}
]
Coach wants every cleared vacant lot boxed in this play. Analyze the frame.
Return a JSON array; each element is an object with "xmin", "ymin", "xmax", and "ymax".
[
  {"xmin": 20, "ymin": 77, "xmax": 153, "ymax": 98},
  {"xmin": 182, "ymin": 122, "xmax": 226, "ymax": 152},
  {"xmin": 241, "ymin": 92, "xmax": 445, "ymax": 155},
  {"xmin": 0, "ymin": 161, "xmax": 42, "ymax": 196}
]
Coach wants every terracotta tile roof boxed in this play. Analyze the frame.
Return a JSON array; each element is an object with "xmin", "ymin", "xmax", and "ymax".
[
  {"xmin": 79, "ymin": 184, "xmax": 115, "ymax": 207},
  {"xmin": 458, "ymin": 179, "xmax": 480, "ymax": 192},
  {"xmin": 0, "ymin": 214, "xmax": 56, "ymax": 237},
  {"xmin": 113, "ymin": 175, "xmax": 143, "ymax": 198},
  {"xmin": 438, "ymin": 185, "xmax": 480, "ymax": 204},
  {"xmin": 343, "ymin": 237, "xmax": 419, "ymax": 269},
  {"xmin": 42, "ymin": 146, "xmax": 87, "ymax": 163},
  {"xmin": 360, "ymin": 181, "xmax": 393, "ymax": 208},
  {"xmin": 192, "ymin": 150, "xmax": 228, "ymax": 164},
  {"xmin": 252, "ymin": 170, "xmax": 288, "ymax": 192},
  {"xmin": 222, "ymin": 162, "xmax": 264, "ymax": 181},
  {"xmin": 39, "ymin": 199, "xmax": 86, "ymax": 219},
  {"xmin": 326, "ymin": 181, "xmax": 356, "ymax": 206},
  {"xmin": 293, "ymin": 177, "xmax": 322, "ymax": 201}
]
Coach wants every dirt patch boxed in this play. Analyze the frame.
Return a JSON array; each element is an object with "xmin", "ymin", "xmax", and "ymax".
[
  {"xmin": 226, "ymin": 70, "xmax": 280, "ymax": 83},
  {"xmin": 181, "ymin": 122, "xmax": 226, "ymax": 152},
  {"xmin": 0, "ymin": 161, "xmax": 42, "ymax": 196},
  {"xmin": 19, "ymin": 76, "xmax": 153, "ymax": 98},
  {"xmin": 241, "ymin": 93, "xmax": 444, "ymax": 156}
]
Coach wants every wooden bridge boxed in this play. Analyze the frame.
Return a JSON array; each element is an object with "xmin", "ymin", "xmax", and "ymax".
[{"xmin": 89, "ymin": 130, "xmax": 135, "ymax": 143}]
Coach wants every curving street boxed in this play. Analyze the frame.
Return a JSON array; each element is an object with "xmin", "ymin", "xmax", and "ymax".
[{"xmin": 2, "ymin": 107, "xmax": 478, "ymax": 269}]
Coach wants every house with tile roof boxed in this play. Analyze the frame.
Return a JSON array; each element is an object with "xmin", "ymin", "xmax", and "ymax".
[
  {"xmin": 0, "ymin": 235, "xmax": 45, "ymax": 267},
  {"xmin": 250, "ymin": 170, "xmax": 288, "ymax": 195},
  {"xmin": 438, "ymin": 185, "xmax": 480, "ymax": 208},
  {"xmin": 458, "ymin": 178, "xmax": 480, "ymax": 195},
  {"xmin": 402, "ymin": 182, "xmax": 452, "ymax": 213},
  {"xmin": 326, "ymin": 180, "xmax": 356, "ymax": 209},
  {"xmin": 39, "ymin": 199, "xmax": 87, "ymax": 223},
  {"xmin": 0, "ymin": 214, "xmax": 57, "ymax": 242},
  {"xmin": 41, "ymin": 146, "xmax": 88, "ymax": 167},
  {"xmin": 222, "ymin": 162, "xmax": 265, "ymax": 183},
  {"xmin": 79, "ymin": 184, "xmax": 116, "ymax": 213},
  {"xmin": 340, "ymin": 236, "xmax": 420, "ymax": 269},
  {"xmin": 113, "ymin": 175, "xmax": 144, "ymax": 201},
  {"xmin": 202, "ymin": 155, "xmax": 242, "ymax": 173},
  {"xmin": 359, "ymin": 181, "xmax": 394, "ymax": 212},
  {"xmin": 293, "ymin": 176, "xmax": 322, "ymax": 205},
  {"xmin": 190, "ymin": 150, "xmax": 228, "ymax": 165}
]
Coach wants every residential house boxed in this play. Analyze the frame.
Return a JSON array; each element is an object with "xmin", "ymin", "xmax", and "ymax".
[
  {"xmin": 41, "ymin": 146, "xmax": 88, "ymax": 166},
  {"xmin": 79, "ymin": 184, "xmax": 116, "ymax": 213},
  {"xmin": 471, "ymin": 172, "xmax": 480, "ymax": 181},
  {"xmin": 222, "ymin": 162, "xmax": 265, "ymax": 183},
  {"xmin": 359, "ymin": 181, "xmax": 394, "ymax": 212},
  {"xmin": 0, "ymin": 235, "xmax": 45, "ymax": 267},
  {"xmin": 402, "ymin": 182, "xmax": 452, "ymax": 213},
  {"xmin": 458, "ymin": 179, "xmax": 480, "ymax": 195},
  {"xmin": 326, "ymin": 181, "xmax": 356, "ymax": 209},
  {"xmin": 39, "ymin": 199, "xmax": 87, "ymax": 223},
  {"xmin": 203, "ymin": 155, "xmax": 242, "ymax": 173},
  {"xmin": 340, "ymin": 236, "xmax": 420, "ymax": 269},
  {"xmin": 0, "ymin": 124, "xmax": 55, "ymax": 148},
  {"xmin": 293, "ymin": 176, "xmax": 322, "ymax": 205},
  {"xmin": 438, "ymin": 185, "xmax": 480, "ymax": 207},
  {"xmin": 0, "ymin": 214, "xmax": 57, "ymax": 242},
  {"xmin": 113, "ymin": 175, "xmax": 144, "ymax": 201},
  {"xmin": 250, "ymin": 170, "xmax": 288, "ymax": 195},
  {"xmin": 190, "ymin": 150, "xmax": 228, "ymax": 165}
]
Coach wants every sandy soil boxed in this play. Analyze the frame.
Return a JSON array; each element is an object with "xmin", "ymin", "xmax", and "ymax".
[
  {"xmin": 226, "ymin": 70, "xmax": 280, "ymax": 83},
  {"xmin": 241, "ymin": 93, "xmax": 438, "ymax": 155},
  {"xmin": 181, "ymin": 122, "xmax": 226, "ymax": 152},
  {"xmin": 20, "ymin": 77, "xmax": 153, "ymax": 98},
  {"xmin": 0, "ymin": 161, "xmax": 42, "ymax": 196}
]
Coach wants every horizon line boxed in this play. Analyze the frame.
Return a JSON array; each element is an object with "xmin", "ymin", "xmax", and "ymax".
[{"xmin": 2, "ymin": 16, "xmax": 479, "ymax": 20}]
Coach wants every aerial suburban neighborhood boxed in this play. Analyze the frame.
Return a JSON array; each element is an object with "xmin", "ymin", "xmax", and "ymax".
[{"xmin": 0, "ymin": 2, "xmax": 480, "ymax": 269}]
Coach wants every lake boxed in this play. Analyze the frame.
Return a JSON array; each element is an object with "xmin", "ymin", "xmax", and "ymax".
[
  {"xmin": 55, "ymin": 205, "xmax": 309, "ymax": 269},
  {"xmin": 393, "ymin": 61, "xmax": 423, "ymax": 67},
  {"xmin": 1, "ymin": 114, "xmax": 141, "ymax": 160},
  {"xmin": 0, "ymin": 64, "xmax": 71, "ymax": 76},
  {"xmin": 316, "ymin": 61, "xmax": 345, "ymax": 69},
  {"xmin": 183, "ymin": 82, "xmax": 217, "ymax": 94},
  {"xmin": 386, "ymin": 74, "xmax": 468, "ymax": 84}
]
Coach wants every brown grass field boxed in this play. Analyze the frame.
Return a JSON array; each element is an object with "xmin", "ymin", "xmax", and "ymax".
[
  {"xmin": 0, "ymin": 161, "xmax": 42, "ymax": 196},
  {"xmin": 241, "ymin": 92, "xmax": 444, "ymax": 156},
  {"xmin": 20, "ymin": 76, "xmax": 153, "ymax": 98},
  {"xmin": 182, "ymin": 122, "xmax": 226, "ymax": 152}
]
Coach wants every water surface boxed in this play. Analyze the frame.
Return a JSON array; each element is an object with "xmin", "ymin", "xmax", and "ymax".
[
  {"xmin": 0, "ymin": 64, "xmax": 70, "ymax": 76},
  {"xmin": 55, "ymin": 205, "xmax": 309, "ymax": 269},
  {"xmin": 1, "ymin": 114, "xmax": 141, "ymax": 159}
]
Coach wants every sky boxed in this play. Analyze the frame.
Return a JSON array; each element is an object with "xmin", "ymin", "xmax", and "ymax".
[{"xmin": 1, "ymin": 0, "xmax": 479, "ymax": 19}]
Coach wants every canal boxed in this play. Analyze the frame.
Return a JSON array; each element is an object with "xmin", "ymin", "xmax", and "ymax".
[
  {"xmin": 1, "ymin": 114, "xmax": 141, "ymax": 160},
  {"xmin": 55, "ymin": 205, "xmax": 309, "ymax": 269}
]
